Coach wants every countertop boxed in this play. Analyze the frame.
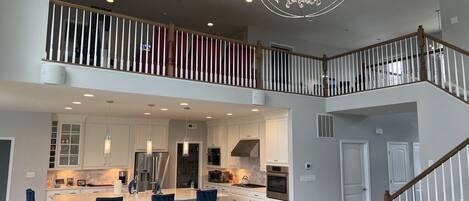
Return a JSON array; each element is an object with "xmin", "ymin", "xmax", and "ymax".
[
  {"xmin": 50, "ymin": 188, "xmax": 228, "ymax": 201},
  {"xmin": 205, "ymin": 182, "xmax": 267, "ymax": 193},
  {"xmin": 46, "ymin": 185, "xmax": 117, "ymax": 191}
]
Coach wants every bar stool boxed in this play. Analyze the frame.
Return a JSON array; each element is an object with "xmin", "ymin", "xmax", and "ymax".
[
  {"xmin": 197, "ymin": 189, "xmax": 217, "ymax": 201},
  {"xmin": 151, "ymin": 193, "xmax": 175, "ymax": 201},
  {"xmin": 26, "ymin": 189, "xmax": 35, "ymax": 201}
]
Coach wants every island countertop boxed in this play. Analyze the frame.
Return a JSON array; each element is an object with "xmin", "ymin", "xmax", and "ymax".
[{"xmin": 51, "ymin": 188, "xmax": 228, "ymax": 201}]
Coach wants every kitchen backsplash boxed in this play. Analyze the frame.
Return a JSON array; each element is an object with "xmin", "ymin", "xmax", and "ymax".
[
  {"xmin": 208, "ymin": 158, "xmax": 266, "ymax": 185},
  {"xmin": 47, "ymin": 169, "xmax": 129, "ymax": 188}
]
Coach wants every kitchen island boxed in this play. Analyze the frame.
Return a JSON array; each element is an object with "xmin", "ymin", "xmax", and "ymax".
[{"xmin": 51, "ymin": 188, "xmax": 228, "ymax": 201}]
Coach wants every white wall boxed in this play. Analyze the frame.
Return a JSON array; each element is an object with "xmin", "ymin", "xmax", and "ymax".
[
  {"xmin": 439, "ymin": 0, "xmax": 469, "ymax": 50},
  {"xmin": 0, "ymin": 111, "xmax": 51, "ymax": 201},
  {"xmin": 0, "ymin": 0, "xmax": 49, "ymax": 83},
  {"xmin": 334, "ymin": 112, "xmax": 419, "ymax": 201},
  {"xmin": 167, "ymin": 120, "xmax": 207, "ymax": 189},
  {"xmin": 327, "ymin": 82, "xmax": 469, "ymax": 175}
]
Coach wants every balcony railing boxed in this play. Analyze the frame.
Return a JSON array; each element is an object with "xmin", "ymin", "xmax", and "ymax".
[{"xmin": 44, "ymin": 0, "xmax": 469, "ymax": 100}]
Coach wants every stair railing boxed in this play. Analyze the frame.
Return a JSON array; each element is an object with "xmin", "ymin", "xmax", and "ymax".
[{"xmin": 384, "ymin": 137, "xmax": 469, "ymax": 201}]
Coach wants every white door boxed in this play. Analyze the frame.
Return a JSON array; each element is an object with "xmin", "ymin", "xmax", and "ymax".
[
  {"xmin": 387, "ymin": 142, "xmax": 411, "ymax": 193},
  {"xmin": 340, "ymin": 141, "xmax": 370, "ymax": 201},
  {"xmin": 412, "ymin": 142, "xmax": 422, "ymax": 199}
]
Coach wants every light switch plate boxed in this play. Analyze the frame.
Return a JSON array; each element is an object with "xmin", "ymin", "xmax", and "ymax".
[
  {"xmin": 300, "ymin": 175, "xmax": 316, "ymax": 182},
  {"xmin": 26, "ymin": 171, "xmax": 36, "ymax": 178},
  {"xmin": 451, "ymin": 16, "xmax": 459, "ymax": 24}
]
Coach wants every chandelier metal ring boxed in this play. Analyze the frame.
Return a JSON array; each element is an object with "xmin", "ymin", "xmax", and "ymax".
[{"xmin": 260, "ymin": 0, "xmax": 345, "ymax": 19}]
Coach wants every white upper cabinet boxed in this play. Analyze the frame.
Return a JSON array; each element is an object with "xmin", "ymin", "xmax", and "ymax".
[
  {"xmin": 83, "ymin": 124, "xmax": 130, "ymax": 169},
  {"xmin": 108, "ymin": 124, "xmax": 130, "ymax": 167},
  {"xmin": 207, "ymin": 125, "xmax": 226, "ymax": 148},
  {"xmin": 239, "ymin": 122, "xmax": 260, "ymax": 139},
  {"xmin": 134, "ymin": 125, "xmax": 168, "ymax": 151},
  {"xmin": 56, "ymin": 122, "xmax": 83, "ymax": 168},
  {"xmin": 227, "ymin": 125, "xmax": 241, "ymax": 168},
  {"xmin": 265, "ymin": 116, "xmax": 289, "ymax": 166},
  {"xmin": 83, "ymin": 123, "xmax": 107, "ymax": 168}
]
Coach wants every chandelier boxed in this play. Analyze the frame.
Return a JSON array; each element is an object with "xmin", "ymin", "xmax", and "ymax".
[{"xmin": 260, "ymin": 0, "xmax": 344, "ymax": 19}]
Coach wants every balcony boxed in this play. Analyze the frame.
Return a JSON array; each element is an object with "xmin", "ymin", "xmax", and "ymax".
[{"xmin": 44, "ymin": 0, "xmax": 468, "ymax": 100}]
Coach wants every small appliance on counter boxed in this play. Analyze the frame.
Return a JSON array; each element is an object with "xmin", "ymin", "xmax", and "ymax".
[
  {"xmin": 119, "ymin": 170, "xmax": 128, "ymax": 184},
  {"xmin": 208, "ymin": 170, "xmax": 230, "ymax": 183},
  {"xmin": 66, "ymin": 178, "xmax": 74, "ymax": 186},
  {"xmin": 77, "ymin": 179, "xmax": 87, "ymax": 187},
  {"xmin": 54, "ymin": 179, "xmax": 64, "ymax": 188}
]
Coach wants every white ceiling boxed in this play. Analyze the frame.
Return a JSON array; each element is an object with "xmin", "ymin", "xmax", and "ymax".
[
  {"xmin": 0, "ymin": 81, "xmax": 285, "ymax": 120},
  {"xmin": 63, "ymin": 0, "xmax": 441, "ymax": 55}
]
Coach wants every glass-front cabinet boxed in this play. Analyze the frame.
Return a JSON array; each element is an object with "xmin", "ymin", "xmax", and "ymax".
[{"xmin": 57, "ymin": 122, "xmax": 82, "ymax": 167}]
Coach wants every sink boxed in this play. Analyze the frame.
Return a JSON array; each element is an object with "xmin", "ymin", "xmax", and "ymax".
[{"xmin": 232, "ymin": 183, "xmax": 266, "ymax": 188}]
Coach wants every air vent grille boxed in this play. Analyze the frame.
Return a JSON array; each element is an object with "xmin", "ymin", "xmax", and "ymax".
[{"xmin": 317, "ymin": 114, "xmax": 334, "ymax": 138}]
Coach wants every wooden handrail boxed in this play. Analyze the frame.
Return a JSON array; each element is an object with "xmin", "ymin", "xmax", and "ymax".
[
  {"xmin": 174, "ymin": 26, "xmax": 253, "ymax": 47},
  {"xmin": 50, "ymin": 0, "xmax": 168, "ymax": 28},
  {"xmin": 389, "ymin": 137, "xmax": 469, "ymax": 200},
  {"xmin": 327, "ymin": 32, "xmax": 418, "ymax": 60},
  {"xmin": 425, "ymin": 34, "xmax": 469, "ymax": 56},
  {"xmin": 261, "ymin": 46, "xmax": 323, "ymax": 60}
]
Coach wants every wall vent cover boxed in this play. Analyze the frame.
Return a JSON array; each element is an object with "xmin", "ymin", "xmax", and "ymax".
[{"xmin": 317, "ymin": 114, "xmax": 334, "ymax": 138}]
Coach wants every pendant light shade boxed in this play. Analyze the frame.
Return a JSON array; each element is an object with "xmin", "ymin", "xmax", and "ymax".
[
  {"xmin": 183, "ymin": 140, "xmax": 189, "ymax": 157},
  {"xmin": 104, "ymin": 135, "xmax": 112, "ymax": 154},
  {"xmin": 146, "ymin": 138, "xmax": 153, "ymax": 155}
]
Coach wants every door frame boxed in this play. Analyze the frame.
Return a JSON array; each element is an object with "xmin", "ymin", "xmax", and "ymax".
[
  {"xmin": 174, "ymin": 141, "xmax": 203, "ymax": 189},
  {"xmin": 386, "ymin": 141, "xmax": 411, "ymax": 193},
  {"xmin": 0, "ymin": 137, "xmax": 15, "ymax": 201},
  {"xmin": 339, "ymin": 140, "xmax": 372, "ymax": 201}
]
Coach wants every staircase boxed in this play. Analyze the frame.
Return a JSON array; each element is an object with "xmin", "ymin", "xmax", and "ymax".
[{"xmin": 384, "ymin": 138, "xmax": 469, "ymax": 201}]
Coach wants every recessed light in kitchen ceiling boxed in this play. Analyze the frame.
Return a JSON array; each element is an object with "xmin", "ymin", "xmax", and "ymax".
[
  {"xmin": 83, "ymin": 94, "xmax": 95, "ymax": 97},
  {"xmin": 207, "ymin": 22, "xmax": 214, "ymax": 27},
  {"xmin": 64, "ymin": 107, "xmax": 73, "ymax": 110},
  {"xmin": 72, "ymin": 101, "xmax": 82, "ymax": 105}
]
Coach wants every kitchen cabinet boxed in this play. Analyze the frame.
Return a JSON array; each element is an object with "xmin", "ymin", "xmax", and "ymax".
[
  {"xmin": 239, "ymin": 123, "xmax": 260, "ymax": 139},
  {"xmin": 83, "ymin": 124, "xmax": 130, "ymax": 168},
  {"xmin": 265, "ymin": 117, "xmax": 289, "ymax": 166},
  {"xmin": 134, "ymin": 125, "xmax": 168, "ymax": 151},
  {"xmin": 56, "ymin": 122, "xmax": 82, "ymax": 168},
  {"xmin": 46, "ymin": 189, "xmax": 80, "ymax": 201},
  {"xmin": 227, "ymin": 125, "xmax": 241, "ymax": 168},
  {"xmin": 207, "ymin": 125, "xmax": 226, "ymax": 148}
]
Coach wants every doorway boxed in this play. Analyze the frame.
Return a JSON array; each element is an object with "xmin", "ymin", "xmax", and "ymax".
[
  {"xmin": 340, "ymin": 140, "xmax": 371, "ymax": 201},
  {"xmin": 175, "ymin": 142, "xmax": 201, "ymax": 189},
  {"xmin": 0, "ymin": 138, "xmax": 14, "ymax": 201},
  {"xmin": 387, "ymin": 142, "xmax": 411, "ymax": 193}
]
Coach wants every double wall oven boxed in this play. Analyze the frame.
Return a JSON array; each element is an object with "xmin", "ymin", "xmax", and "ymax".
[{"xmin": 267, "ymin": 165, "xmax": 289, "ymax": 201}]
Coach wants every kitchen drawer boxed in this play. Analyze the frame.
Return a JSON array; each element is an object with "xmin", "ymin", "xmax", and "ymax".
[
  {"xmin": 46, "ymin": 190, "xmax": 80, "ymax": 201},
  {"xmin": 80, "ymin": 188, "xmax": 112, "ymax": 193},
  {"xmin": 230, "ymin": 188, "xmax": 266, "ymax": 199}
]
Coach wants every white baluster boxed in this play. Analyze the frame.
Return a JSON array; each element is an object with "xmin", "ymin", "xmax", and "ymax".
[
  {"xmin": 145, "ymin": 24, "xmax": 149, "ymax": 73},
  {"xmin": 87, "ymin": 12, "xmax": 92, "ymax": 66},
  {"xmin": 49, "ymin": 4, "xmax": 56, "ymax": 61},
  {"xmin": 120, "ymin": 19, "xmax": 125, "ymax": 70},
  {"xmin": 162, "ymin": 27, "xmax": 166, "ymax": 75},
  {"xmin": 458, "ymin": 152, "xmax": 464, "ymax": 201},
  {"xmin": 195, "ymin": 35, "xmax": 199, "ymax": 80},
  {"xmin": 156, "ymin": 26, "xmax": 161, "ymax": 75},
  {"xmin": 101, "ymin": 14, "xmax": 107, "ymax": 67},
  {"xmin": 227, "ymin": 41, "xmax": 230, "ymax": 85},
  {"xmin": 427, "ymin": 176, "xmax": 431, "ymax": 201},
  {"xmin": 72, "ymin": 8, "xmax": 78, "ymax": 64},
  {"xmin": 133, "ymin": 20, "xmax": 137, "ymax": 71},
  {"xmin": 185, "ymin": 32, "xmax": 189, "ymax": 79},
  {"xmin": 95, "ymin": 13, "xmax": 100, "ymax": 67},
  {"xmin": 442, "ymin": 163, "xmax": 447, "ymax": 201},
  {"xmin": 151, "ymin": 25, "xmax": 155, "ymax": 74},
  {"xmin": 445, "ymin": 47, "xmax": 452, "ymax": 93},
  {"xmin": 139, "ymin": 22, "xmax": 143, "ymax": 72},
  {"xmin": 460, "ymin": 53, "xmax": 467, "ymax": 101},
  {"xmin": 175, "ymin": 31, "xmax": 179, "ymax": 77},
  {"xmin": 404, "ymin": 38, "xmax": 410, "ymax": 83},
  {"xmin": 126, "ymin": 19, "xmax": 131, "ymax": 71},
  {"xmin": 106, "ymin": 15, "xmax": 110, "ymax": 67},
  {"xmin": 57, "ymin": 5, "xmax": 63, "ymax": 61},
  {"xmin": 425, "ymin": 38, "xmax": 431, "ymax": 82},
  {"xmin": 223, "ymin": 41, "xmax": 227, "ymax": 84},
  {"xmin": 450, "ymin": 157, "xmax": 456, "ymax": 201},
  {"xmin": 65, "ymin": 7, "xmax": 70, "ymax": 63},
  {"xmin": 415, "ymin": 37, "xmax": 420, "ymax": 80},
  {"xmin": 453, "ymin": 50, "xmax": 460, "ymax": 97},
  {"xmin": 191, "ymin": 34, "xmax": 195, "ymax": 80},
  {"xmin": 205, "ymin": 37, "xmax": 209, "ymax": 82}
]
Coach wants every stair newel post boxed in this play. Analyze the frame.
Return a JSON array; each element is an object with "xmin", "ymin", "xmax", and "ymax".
[
  {"xmin": 322, "ymin": 55, "xmax": 329, "ymax": 97},
  {"xmin": 417, "ymin": 25, "xmax": 428, "ymax": 81},
  {"xmin": 255, "ymin": 40, "xmax": 264, "ymax": 89},
  {"xmin": 167, "ymin": 23, "xmax": 176, "ymax": 77},
  {"xmin": 384, "ymin": 191, "xmax": 392, "ymax": 201}
]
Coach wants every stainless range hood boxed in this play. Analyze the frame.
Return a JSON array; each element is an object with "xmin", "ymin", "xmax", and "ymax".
[{"xmin": 231, "ymin": 140, "xmax": 260, "ymax": 157}]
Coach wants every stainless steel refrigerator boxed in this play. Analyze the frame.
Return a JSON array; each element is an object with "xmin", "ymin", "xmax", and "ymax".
[{"xmin": 134, "ymin": 152, "xmax": 170, "ymax": 192}]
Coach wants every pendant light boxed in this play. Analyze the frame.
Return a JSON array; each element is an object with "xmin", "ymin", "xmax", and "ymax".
[
  {"xmin": 104, "ymin": 100, "xmax": 114, "ymax": 155},
  {"xmin": 183, "ymin": 107, "xmax": 191, "ymax": 157},
  {"xmin": 146, "ymin": 104, "xmax": 155, "ymax": 155}
]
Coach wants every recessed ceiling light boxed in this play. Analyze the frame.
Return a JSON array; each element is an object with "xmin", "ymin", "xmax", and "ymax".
[
  {"xmin": 64, "ymin": 107, "xmax": 73, "ymax": 110},
  {"xmin": 207, "ymin": 22, "xmax": 214, "ymax": 27},
  {"xmin": 226, "ymin": 113, "xmax": 233, "ymax": 116},
  {"xmin": 179, "ymin": 102, "xmax": 189, "ymax": 106},
  {"xmin": 246, "ymin": 0, "xmax": 253, "ymax": 3},
  {"xmin": 251, "ymin": 108, "xmax": 259, "ymax": 112},
  {"xmin": 206, "ymin": 116, "xmax": 213, "ymax": 119},
  {"xmin": 83, "ymin": 94, "xmax": 95, "ymax": 97},
  {"xmin": 72, "ymin": 101, "xmax": 82, "ymax": 105},
  {"xmin": 160, "ymin": 108, "xmax": 169, "ymax": 111},
  {"xmin": 106, "ymin": 0, "xmax": 114, "ymax": 3},
  {"xmin": 144, "ymin": 112, "xmax": 151, "ymax": 115}
]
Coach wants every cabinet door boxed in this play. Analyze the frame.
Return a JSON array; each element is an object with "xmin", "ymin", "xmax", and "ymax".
[
  {"xmin": 207, "ymin": 126, "xmax": 225, "ymax": 148},
  {"xmin": 265, "ymin": 119, "xmax": 279, "ymax": 164},
  {"xmin": 151, "ymin": 125, "xmax": 168, "ymax": 150},
  {"xmin": 134, "ymin": 125, "xmax": 151, "ymax": 150},
  {"xmin": 83, "ymin": 124, "xmax": 106, "ymax": 168},
  {"xmin": 108, "ymin": 125, "xmax": 130, "ymax": 167},
  {"xmin": 207, "ymin": 127, "xmax": 217, "ymax": 147},
  {"xmin": 277, "ymin": 118, "xmax": 289, "ymax": 164},
  {"xmin": 227, "ymin": 125, "xmax": 240, "ymax": 168},
  {"xmin": 239, "ymin": 123, "xmax": 260, "ymax": 139},
  {"xmin": 57, "ymin": 123, "xmax": 82, "ymax": 167}
]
